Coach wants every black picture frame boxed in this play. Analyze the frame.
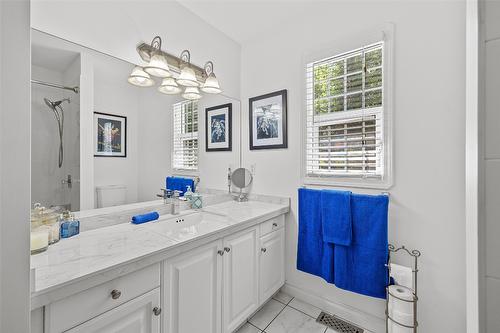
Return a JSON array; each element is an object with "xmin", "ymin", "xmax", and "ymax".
[
  {"xmin": 205, "ymin": 103, "xmax": 232, "ymax": 152},
  {"xmin": 249, "ymin": 89, "xmax": 288, "ymax": 150},
  {"xmin": 93, "ymin": 112, "xmax": 127, "ymax": 158}
]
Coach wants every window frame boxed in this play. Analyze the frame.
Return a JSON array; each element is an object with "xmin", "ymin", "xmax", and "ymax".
[
  {"xmin": 301, "ymin": 24, "xmax": 394, "ymax": 189},
  {"xmin": 171, "ymin": 100, "xmax": 199, "ymax": 174}
]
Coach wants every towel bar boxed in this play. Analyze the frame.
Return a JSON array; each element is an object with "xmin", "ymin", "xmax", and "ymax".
[{"xmin": 300, "ymin": 185, "xmax": 390, "ymax": 197}]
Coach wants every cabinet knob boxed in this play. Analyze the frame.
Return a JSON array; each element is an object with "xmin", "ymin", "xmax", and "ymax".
[
  {"xmin": 153, "ymin": 307, "xmax": 162, "ymax": 316},
  {"xmin": 272, "ymin": 223, "xmax": 278, "ymax": 227},
  {"xmin": 110, "ymin": 289, "xmax": 121, "ymax": 300},
  {"xmin": 224, "ymin": 247, "xmax": 231, "ymax": 253},
  {"xmin": 218, "ymin": 250, "xmax": 224, "ymax": 256},
  {"xmin": 261, "ymin": 247, "xmax": 267, "ymax": 253}
]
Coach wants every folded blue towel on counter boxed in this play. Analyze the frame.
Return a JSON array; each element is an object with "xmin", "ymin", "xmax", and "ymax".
[
  {"xmin": 297, "ymin": 188, "xmax": 335, "ymax": 283},
  {"xmin": 131, "ymin": 212, "xmax": 159, "ymax": 224},
  {"xmin": 321, "ymin": 190, "xmax": 352, "ymax": 246},
  {"xmin": 166, "ymin": 176, "xmax": 195, "ymax": 197},
  {"xmin": 334, "ymin": 193, "xmax": 389, "ymax": 299}
]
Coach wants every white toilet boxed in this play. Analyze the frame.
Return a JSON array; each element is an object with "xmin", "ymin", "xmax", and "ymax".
[{"xmin": 96, "ymin": 185, "xmax": 127, "ymax": 208}]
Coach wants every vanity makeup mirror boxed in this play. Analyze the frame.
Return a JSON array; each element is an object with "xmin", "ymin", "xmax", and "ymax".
[
  {"xmin": 30, "ymin": 29, "xmax": 241, "ymax": 212},
  {"xmin": 230, "ymin": 168, "xmax": 253, "ymax": 202}
]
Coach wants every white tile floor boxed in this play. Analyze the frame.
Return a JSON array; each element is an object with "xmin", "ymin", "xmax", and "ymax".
[{"xmin": 235, "ymin": 291, "xmax": 370, "ymax": 333}]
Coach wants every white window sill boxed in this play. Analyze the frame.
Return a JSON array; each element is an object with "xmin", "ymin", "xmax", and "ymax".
[{"xmin": 302, "ymin": 176, "xmax": 393, "ymax": 191}]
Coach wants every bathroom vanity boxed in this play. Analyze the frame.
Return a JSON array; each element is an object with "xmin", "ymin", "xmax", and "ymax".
[{"xmin": 30, "ymin": 198, "xmax": 289, "ymax": 333}]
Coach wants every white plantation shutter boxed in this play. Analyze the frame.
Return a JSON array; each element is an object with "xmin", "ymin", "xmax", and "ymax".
[
  {"xmin": 173, "ymin": 100, "xmax": 198, "ymax": 171},
  {"xmin": 306, "ymin": 42, "xmax": 385, "ymax": 178}
]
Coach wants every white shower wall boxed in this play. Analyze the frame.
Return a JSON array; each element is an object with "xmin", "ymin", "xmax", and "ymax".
[{"xmin": 31, "ymin": 59, "xmax": 80, "ymax": 210}]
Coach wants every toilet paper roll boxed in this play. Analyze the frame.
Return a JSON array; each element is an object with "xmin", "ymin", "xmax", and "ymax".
[
  {"xmin": 390, "ymin": 263, "xmax": 413, "ymax": 289},
  {"xmin": 387, "ymin": 285, "xmax": 415, "ymax": 333}
]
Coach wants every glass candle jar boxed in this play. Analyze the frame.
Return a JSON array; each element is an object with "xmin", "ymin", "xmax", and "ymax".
[
  {"xmin": 30, "ymin": 227, "xmax": 49, "ymax": 255},
  {"xmin": 31, "ymin": 203, "xmax": 60, "ymax": 245}
]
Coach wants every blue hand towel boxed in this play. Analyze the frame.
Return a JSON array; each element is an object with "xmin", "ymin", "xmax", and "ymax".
[
  {"xmin": 166, "ymin": 176, "xmax": 195, "ymax": 196},
  {"xmin": 334, "ymin": 193, "xmax": 389, "ymax": 299},
  {"xmin": 321, "ymin": 190, "xmax": 352, "ymax": 246},
  {"xmin": 297, "ymin": 188, "xmax": 335, "ymax": 283},
  {"xmin": 131, "ymin": 212, "xmax": 160, "ymax": 224}
]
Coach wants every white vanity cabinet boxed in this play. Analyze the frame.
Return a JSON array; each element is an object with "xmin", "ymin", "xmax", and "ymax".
[
  {"xmin": 44, "ymin": 264, "xmax": 161, "ymax": 333},
  {"xmin": 222, "ymin": 226, "xmax": 259, "ymax": 333},
  {"xmin": 259, "ymin": 227, "xmax": 285, "ymax": 302},
  {"xmin": 65, "ymin": 289, "xmax": 161, "ymax": 333},
  {"xmin": 164, "ymin": 218, "xmax": 284, "ymax": 333},
  {"xmin": 36, "ymin": 211, "xmax": 287, "ymax": 333},
  {"xmin": 163, "ymin": 240, "xmax": 223, "ymax": 333}
]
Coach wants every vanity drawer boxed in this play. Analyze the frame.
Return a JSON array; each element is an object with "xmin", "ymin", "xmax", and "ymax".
[
  {"xmin": 260, "ymin": 215, "xmax": 285, "ymax": 237},
  {"xmin": 45, "ymin": 263, "xmax": 160, "ymax": 333}
]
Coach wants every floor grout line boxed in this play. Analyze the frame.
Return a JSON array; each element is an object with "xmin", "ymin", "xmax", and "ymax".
[{"xmin": 261, "ymin": 298, "xmax": 292, "ymax": 332}]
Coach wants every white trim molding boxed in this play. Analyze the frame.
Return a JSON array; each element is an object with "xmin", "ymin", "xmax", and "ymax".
[
  {"xmin": 300, "ymin": 23, "xmax": 394, "ymax": 190},
  {"xmin": 282, "ymin": 283, "xmax": 385, "ymax": 333},
  {"xmin": 465, "ymin": 0, "xmax": 480, "ymax": 332}
]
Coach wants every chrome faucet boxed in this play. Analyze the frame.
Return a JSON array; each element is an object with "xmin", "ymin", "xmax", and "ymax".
[
  {"xmin": 171, "ymin": 190, "xmax": 181, "ymax": 215},
  {"xmin": 156, "ymin": 189, "xmax": 181, "ymax": 215},
  {"xmin": 156, "ymin": 188, "xmax": 171, "ymax": 204}
]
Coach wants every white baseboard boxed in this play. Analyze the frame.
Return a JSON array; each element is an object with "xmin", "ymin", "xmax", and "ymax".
[{"xmin": 281, "ymin": 282, "xmax": 386, "ymax": 333}]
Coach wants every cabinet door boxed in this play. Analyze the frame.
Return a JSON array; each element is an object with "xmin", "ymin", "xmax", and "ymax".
[
  {"xmin": 65, "ymin": 288, "xmax": 160, "ymax": 333},
  {"xmin": 222, "ymin": 226, "xmax": 259, "ymax": 333},
  {"xmin": 259, "ymin": 228, "xmax": 285, "ymax": 303},
  {"xmin": 163, "ymin": 240, "xmax": 222, "ymax": 333}
]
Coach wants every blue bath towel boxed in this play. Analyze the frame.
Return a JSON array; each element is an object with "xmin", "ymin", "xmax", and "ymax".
[
  {"xmin": 334, "ymin": 193, "xmax": 389, "ymax": 299},
  {"xmin": 166, "ymin": 176, "xmax": 195, "ymax": 196},
  {"xmin": 297, "ymin": 188, "xmax": 335, "ymax": 283},
  {"xmin": 131, "ymin": 212, "xmax": 159, "ymax": 224},
  {"xmin": 321, "ymin": 190, "xmax": 352, "ymax": 246}
]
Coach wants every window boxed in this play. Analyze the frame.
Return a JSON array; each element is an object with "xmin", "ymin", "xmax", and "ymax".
[
  {"xmin": 305, "ymin": 42, "xmax": 387, "ymax": 183},
  {"xmin": 172, "ymin": 100, "xmax": 198, "ymax": 171}
]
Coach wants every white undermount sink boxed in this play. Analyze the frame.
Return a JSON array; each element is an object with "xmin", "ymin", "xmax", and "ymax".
[{"xmin": 146, "ymin": 211, "xmax": 232, "ymax": 242}]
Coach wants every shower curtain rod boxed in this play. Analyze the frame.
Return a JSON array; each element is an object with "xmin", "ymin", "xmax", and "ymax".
[{"xmin": 31, "ymin": 79, "xmax": 79, "ymax": 94}]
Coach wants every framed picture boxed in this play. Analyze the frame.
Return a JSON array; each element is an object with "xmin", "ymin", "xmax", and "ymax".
[
  {"xmin": 249, "ymin": 89, "xmax": 287, "ymax": 150},
  {"xmin": 205, "ymin": 103, "xmax": 232, "ymax": 152},
  {"xmin": 94, "ymin": 112, "xmax": 127, "ymax": 157}
]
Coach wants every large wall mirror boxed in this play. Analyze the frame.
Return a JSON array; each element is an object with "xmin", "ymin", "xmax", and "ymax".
[{"xmin": 31, "ymin": 29, "xmax": 241, "ymax": 212}]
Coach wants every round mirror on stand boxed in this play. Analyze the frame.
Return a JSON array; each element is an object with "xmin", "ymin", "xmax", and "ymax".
[{"xmin": 230, "ymin": 167, "xmax": 253, "ymax": 201}]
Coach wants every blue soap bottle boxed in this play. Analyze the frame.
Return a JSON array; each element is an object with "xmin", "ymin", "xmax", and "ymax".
[{"xmin": 60, "ymin": 211, "xmax": 80, "ymax": 238}]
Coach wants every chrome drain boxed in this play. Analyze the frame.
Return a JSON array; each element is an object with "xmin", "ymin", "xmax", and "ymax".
[{"xmin": 316, "ymin": 312, "xmax": 364, "ymax": 333}]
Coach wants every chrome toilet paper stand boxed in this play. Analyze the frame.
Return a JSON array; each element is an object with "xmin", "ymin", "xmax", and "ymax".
[{"xmin": 385, "ymin": 244, "xmax": 421, "ymax": 333}]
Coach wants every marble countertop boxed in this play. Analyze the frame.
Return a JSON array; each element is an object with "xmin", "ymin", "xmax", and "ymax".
[{"xmin": 30, "ymin": 198, "xmax": 289, "ymax": 309}]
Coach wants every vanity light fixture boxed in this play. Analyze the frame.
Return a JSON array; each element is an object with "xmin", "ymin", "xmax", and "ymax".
[
  {"xmin": 143, "ymin": 37, "xmax": 172, "ymax": 78},
  {"xmin": 158, "ymin": 77, "xmax": 182, "ymax": 95},
  {"xmin": 182, "ymin": 86, "xmax": 202, "ymax": 100},
  {"xmin": 177, "ymin": 50, "xmax": 200, "ymax": 87},
  {"xmin": 201, "ymin": 61, "xmax": 222, "ymax": 94},
  {"xmin": 132, "ymin": 36, "xmax": 223, "ymax": 99},
  {"xmin": 127, "ymin": 66, "xmax": 155, "ymax": 87}
]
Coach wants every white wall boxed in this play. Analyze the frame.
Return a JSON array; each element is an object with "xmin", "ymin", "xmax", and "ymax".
[
  {"xmin": 197, "ymin": 95, "xmax": 241, "ymax": 191},
  {"xmin": 482, "ymin": 1, "xmax": 500, "ymax": 331},
  {"xmin": 31, "ymin": 0, "xmax": 241, "ymax": 99},
  {"xmin": 93, "ymin": 58, "xmax": 141, "ymax": 206},
  {"xmin": 240, "ymin": 1, "xmax": 466, "ymax": 332},
  {"xmin": 0, "ymin": 1, "xmax": 31, "ymax": 332}
]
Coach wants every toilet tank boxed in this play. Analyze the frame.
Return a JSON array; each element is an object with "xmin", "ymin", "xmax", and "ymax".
[{"xmin": 96, "ymin": 185, "xmax": 127, "ymax": 208}]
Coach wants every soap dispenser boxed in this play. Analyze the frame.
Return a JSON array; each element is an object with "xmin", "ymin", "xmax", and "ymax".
[{"xmin": 184, "ymin": 186, "xmax": 194, "ymax": 202}]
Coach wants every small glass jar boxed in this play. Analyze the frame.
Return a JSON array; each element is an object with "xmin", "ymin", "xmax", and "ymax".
[
  {"xmin": 60, "ymin": 210, "xmax": 80, "ymax": 239},
  {"xmin": 31, "ymin": 203, "xmax": 60, "ymax": 245},
  {"xmin": 30, "ymin": 226, "xmax": 49, "ymax": 255},
  {"xmin": 191, "ymin": 193, "xmax": 203, "ymax": 209}
]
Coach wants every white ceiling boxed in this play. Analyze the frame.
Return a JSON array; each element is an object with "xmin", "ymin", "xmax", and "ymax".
[
  {"xmin": 32, "ymin": 43, "xmax": 79, "ymax": 72},
  {"xmin": 177, "ymin": 1, "xmax": 312, "ymax": 44}
]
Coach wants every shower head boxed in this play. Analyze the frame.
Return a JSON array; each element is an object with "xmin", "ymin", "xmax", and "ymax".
[{"xmin": 44, "ymin": 97, "xmax": 70, "ymax": 110}]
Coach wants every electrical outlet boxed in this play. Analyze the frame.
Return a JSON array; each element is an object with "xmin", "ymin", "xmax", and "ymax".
[{"xmin": 250, "ymin": 164, "xmax": 256, "ymax": 175}]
